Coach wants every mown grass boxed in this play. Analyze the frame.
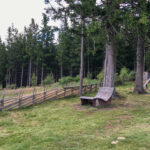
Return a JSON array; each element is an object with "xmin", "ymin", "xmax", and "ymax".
[{"xmin": 0, "ymin": 83, "xmax": 150, "ymax": 150}]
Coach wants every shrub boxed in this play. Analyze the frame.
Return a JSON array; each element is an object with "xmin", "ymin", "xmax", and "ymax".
[
  {"xmin": 6, "ymin": 84, "xmax": 16, "ymax": 89},
  {"xmin": 83, "ymin": 78, "xmax": 91, "ymax": 84},
  {"xmin": 97, "ymin": 70, "xmax": 104, "ymax": 83},
  {"xmin": 31, "ymin": 73, "xmax": 37, "ymax": 87},
  {"xmin": 59, "ymin": 76, "xmax": 73, "ymax": 86},
  {"xmin": 42, "ymin": 73, "xmax": 55, "ymax": 86},
  {"xmin": 115, "ymin": 73, "xmax": 123, "ymax": 86},
  {"xmin": 128, "ymin": 71, "xmax": 136, "ymax": 81},
  {"xmin": 72, "ymin": 75, "xmax": 80, "ymax": 82},
  {"xmin": 87, "ymin": 73, "xmax": 92, "ymax": 79},
  {"xmin": 119, "ymin": 67, "xmax": 129, "ymax": 82},
  {"xmin": 83, "ymin": 78, "xmax": 98, "ymax": 85}
]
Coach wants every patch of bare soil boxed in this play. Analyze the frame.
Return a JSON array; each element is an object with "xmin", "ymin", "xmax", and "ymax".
[
  {"xmin": 105, "ymin": 120, "xmax": 123, "ymax": 129},
  {"xmin": 104, "ymin": 114, "xmax": 133, "ymax": 129}
]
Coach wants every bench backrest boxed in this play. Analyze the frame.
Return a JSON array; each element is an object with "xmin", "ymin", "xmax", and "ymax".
[{"xmin": 95, "ymin": 87, "xmax": 114, "ymax": 102}]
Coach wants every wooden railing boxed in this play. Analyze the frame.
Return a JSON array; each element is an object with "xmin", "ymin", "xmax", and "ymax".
[{"xmin": 0, "ymin": 83, "xmax": 102, "ymax": 111}]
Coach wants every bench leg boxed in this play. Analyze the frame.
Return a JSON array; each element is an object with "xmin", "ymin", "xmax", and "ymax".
[
  {"xmin": 81, "ymin": 99, "xmax": 89, "ymax": 105},
  {"xmin": 92, "ymin": 100, "xmax": 97, "ymax": 107},
  {"xmin": 98, "ymin": 99, "xmax": 111, "ymax": 107}
]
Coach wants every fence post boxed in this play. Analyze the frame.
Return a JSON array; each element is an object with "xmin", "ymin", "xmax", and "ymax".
[
  {"xmin": 56, "ymin": 89, "xmax": 58, "ymax": 99},
  {"xmin": 78, "ymin": 86, "xmax": 80, "ymax": 96},
  {"xmin": 88, "ymin": 85, "xmax": 89, "ymax": 93},
  {"xmin": 90, "ymin": 85, "xmax": 92, "ymax": 92},
  {"xmin": 32, "ymin": 88, "xmax": 36, "ymax": 104},
  {"xmin": 71, "ymin": 87, "xmax": 74, "ymax": 96},
  {"xmin": 83, "ymin": 85, "xmax": 85, "ymax": 93},
  {"xmin": 64, "ymin": 88, "xmax": 66, "ymax": 97},
  {"xmin": 85, "ymin": 85, "xmax": 86, "ymax": 94},
  {"xmin": 0, "ymin": 93, "xmax": 5, "ymax": 111},
  {"xmin": 43, "ymin": 86, "xmax": 47, "ymax": 101},
  {"xmin": 18, "ymin": 90, "xmax": 23, "ymax": 108}
]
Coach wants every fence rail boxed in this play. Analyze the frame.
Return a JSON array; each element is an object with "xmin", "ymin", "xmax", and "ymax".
[{"xmin": 0, "ymin": 83, "xmax": 102, "ymax": 111}]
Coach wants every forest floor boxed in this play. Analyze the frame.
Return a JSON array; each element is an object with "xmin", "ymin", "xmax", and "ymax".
[{"xmin": 0, "ymin": 83, "xmax": 150, "ymax": 150}]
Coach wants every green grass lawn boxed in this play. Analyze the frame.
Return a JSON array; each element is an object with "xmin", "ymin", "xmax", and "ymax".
[{"xmin": 0, "ymin": 83, "xmax": 150, "ymax": 150}]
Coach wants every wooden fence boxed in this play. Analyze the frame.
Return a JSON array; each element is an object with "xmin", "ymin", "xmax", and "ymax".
[{"xmin": 0, "ymin": 83, "xmax": 101, "ymax": 111}]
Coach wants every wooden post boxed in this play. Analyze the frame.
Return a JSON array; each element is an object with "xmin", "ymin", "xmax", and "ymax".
[
  {"xmin": 78, "ymin": 86, "xmax": 80, "ymax": 96},
  {"xmin": 83, "ymin": 86, "xmax": 84, "ymax": 94},
  {"xmin": 18, "ymin": 90, "xmax": 23, "ymax": 108},
  {"xmin": 32, "ymin": 88, "xmax": 36, "ymax": 104},
  {"xmin": 88, "ymin": 85, "xmax": 90, "ymax": 92},
  {"xmin": 85, "ymin": 85, "xmax": 87, "ymax": 93},
  {"xmin": 0, "ymin": 93, "xmax": 5, "ymax": 111},
  {"xmin": 71, "ymin": 87, "xmax": 74, "ymax": 96},
  {"xmin": 56, "ymin": 89, "xmax": 58, "ymax": 99},
  {"xmin": 90, "ymin": 85, "xmax": 92, "ymax": 92},
  {"xmin": 43, "ymin": 86, "xmax": 47, "ymax": 101},
  {"xmin": 64, "ymin": 88, "xmax": 66, "ymax": 97}
]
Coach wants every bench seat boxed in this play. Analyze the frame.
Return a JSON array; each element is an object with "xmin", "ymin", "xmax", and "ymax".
[{"xmin": 80, "ymin": 87, "xmax": 114, "ymax": 107}]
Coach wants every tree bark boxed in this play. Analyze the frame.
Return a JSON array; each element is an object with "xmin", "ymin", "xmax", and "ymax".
[
  {"xmin": 15, "ymin": 69, "xmax": 17, "ymax": 87},
  {"xmin": 79, "ymin": 20, "xmax": 84, "ymax": 96},
  {"xmin": 8, "ymin": 70, "xmax": 11, "ymax": 85},
  {"xmin": 103, "ymin": 34, "xmax": 116, "ymax": 87},
  {"xmin": 20, "ymin": 63, "xmax": 24, "ymax": 87},
  {"xmin": 28, "ymin": 57, "xmax": 32, "ymax": 87},
  {"xmin": 134, "ymin": 34, "xmax": 145, "ymax": 94},
  {"xmin": 70, "ymin": 64, "xmax": 73, "ymax": 77},
  {"xmin": 87, "ymin": 54, "xmax": 90, "ymax": 77},
  {"xmin": 41, "ymin": 65, "xmax": 44, "ymax": 84},
  {"xmin": 60, "ymin": 63, "xmax": 63, "ymax": 78},
  {"xmin": 36, "ymin": 62, "xmax": 38, "ymax": 85}
]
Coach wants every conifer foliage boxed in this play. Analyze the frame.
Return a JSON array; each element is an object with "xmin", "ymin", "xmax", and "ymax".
[{"xmin": 0, "ymin": 0, "xmax": 150, "ymax": 95}]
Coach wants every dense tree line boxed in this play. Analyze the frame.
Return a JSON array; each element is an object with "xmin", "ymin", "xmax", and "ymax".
[
  {"xmin": 0, "ymin": 15, "xmax": 57, "ymax": 88},
  {"xmin": 0, "ymin": 0, "xmax": 150, "ymax": 95}
]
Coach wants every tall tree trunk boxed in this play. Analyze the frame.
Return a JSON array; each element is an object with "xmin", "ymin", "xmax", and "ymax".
[
  {"xmin": 2, "ymin": 79, "xmax": 6, "ymax": 89},
  {"xmin": 60, "ymin": 63, "xmax": 63, "ymax": 78},
  {"xmin": 20, "ymin": 63, "xmax": 24, "ymax": 87},
  {"xmin": 70, "ymin": 64, "xmax": 73, "ymax": 77},
  {"xmin": 134, "ymin": 34, "xmax": 145, "ymax": 94},
  {"xmin": 79, "ymin": 20, "xmax": 84, "ymax": 96},
  {"xmin": 41, "ymin": 65, "xmax": 44, "ymax": 84},
  {"xmin": 36, "ymin": 62, "xmax": 38, "ymax": 85},
  {"xmin": 87, "ymin": 54, "xmax": 90, "ymax": 77},
  {"xmin": 93, "ymin": 38, "xmax": 96, "ymax": 52},
  {"xmin": 28, "ymin": 57, "xmax": 32, "ymax": 87},
  {"xmin": 6, "ymin": 70, "xmax": 8, "ymax": 87},
  {"xmin": 103, "ymin": 34, "xmax": 116, "ymax": 87},
  {"xmin": 15, "ymin": 69, "xmax": 17, "ymax": 87},
  {"xmin": 8, "ymin": 70, "xmax": 11, "ymax": 85},
  {"xmin": 143, "ymin": 48, "xmax": 145, "ymax": 72}
]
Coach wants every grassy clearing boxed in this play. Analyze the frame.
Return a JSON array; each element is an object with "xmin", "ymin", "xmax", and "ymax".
[
  {"xmin": 0, "ymin": 83, "xmax": 61, "ymax": 98},
  {"xmin": 0, "ymin": 83, "xmax": 150, "ymax": 150},
  {"xmin": 0, "ymin": 80, "xmax": 100, "ymax": 98}
]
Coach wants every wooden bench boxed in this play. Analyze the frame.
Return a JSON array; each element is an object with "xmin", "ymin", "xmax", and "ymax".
[{"xmin": 80, "ymin": 87, "xmax": 114, "ymax": 107}]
